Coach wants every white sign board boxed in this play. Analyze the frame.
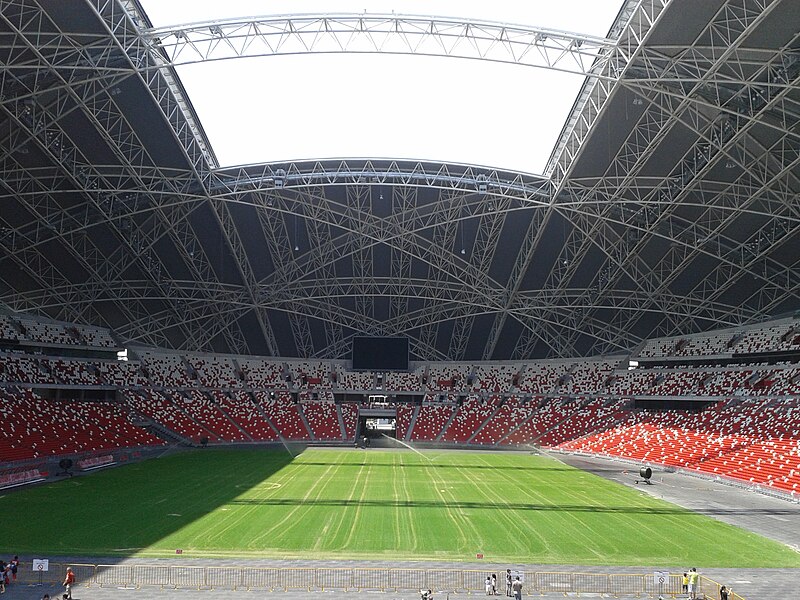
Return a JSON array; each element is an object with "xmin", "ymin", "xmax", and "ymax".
[
  {"xmin": 653, "ymin": 571, "xmax": 669, "ymax": 587},
  {"xmin": 32, "ymin": 559, "xmax": 49, "ymax": 572}
]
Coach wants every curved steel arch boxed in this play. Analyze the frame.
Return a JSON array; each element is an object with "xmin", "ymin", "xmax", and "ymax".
[
  {"xmin": 211, "ymin": 159, "xmax": 554, "ymax": 201},
  {"xmin": 143, "ymin": 15, "xmax": 616, "ymax": 78}
]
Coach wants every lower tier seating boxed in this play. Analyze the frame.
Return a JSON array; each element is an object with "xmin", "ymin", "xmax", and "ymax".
[
  {"xmin": 0, "ymin": 387, "xmax": 164, "ymax": 460},
  {"xmin": 557, "ymin": 399, "xmax": 800, "ymax": 493},
  {"xmin": 301, "ymin": 401, "xmax": 343, "ymax": 440}
]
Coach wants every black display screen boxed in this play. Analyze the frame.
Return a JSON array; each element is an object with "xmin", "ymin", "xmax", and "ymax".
[{"xmin": 351, "ymin": 336, "xmax": 409, "ymax": 371}]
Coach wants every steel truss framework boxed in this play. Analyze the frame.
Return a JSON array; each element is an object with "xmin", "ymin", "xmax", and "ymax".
[{"xmin": 0, "ymin": 0, "xmax": 797, "ymax": 361}]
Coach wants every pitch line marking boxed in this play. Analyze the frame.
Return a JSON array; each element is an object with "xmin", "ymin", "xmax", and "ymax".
[{"xmin": 235, "ymin": 481, "xmax": 282, "ymax": 490}]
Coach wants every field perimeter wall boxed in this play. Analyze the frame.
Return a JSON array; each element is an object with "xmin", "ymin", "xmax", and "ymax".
[{"xmin": 21, "ymin": 562, "xmax": 743, "ymax": 599}]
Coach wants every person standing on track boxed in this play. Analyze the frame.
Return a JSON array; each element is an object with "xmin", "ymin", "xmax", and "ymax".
[
  {"xmin": 505, "ymin": 570, "xmax": 512, "ymax": 597},
  {"xmin": 63, "ymin": 567, "xmax": 75, "ymax": 600},
  {"xmin": 511, "ymin": 576, "xmax": 523, "ymax": 600}
]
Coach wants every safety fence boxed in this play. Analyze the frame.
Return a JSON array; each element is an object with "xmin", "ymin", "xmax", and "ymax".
[{"xmin": 21, "ymin": 562, "xmax": 741, "ymax": 598}]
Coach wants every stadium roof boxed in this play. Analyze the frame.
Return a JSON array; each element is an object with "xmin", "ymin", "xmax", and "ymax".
[
  {"xmin": 0, "ymin": 0, "xmax": 797, "ymax": 361},
  {"xmin": 138, "ymin": 0, "xmax": 624, "ymax": 174}
]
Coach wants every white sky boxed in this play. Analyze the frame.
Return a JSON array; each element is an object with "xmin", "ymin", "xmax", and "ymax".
[{"xmin": 139, "ymin": 1, "xmax": 624, "ymax": 174}]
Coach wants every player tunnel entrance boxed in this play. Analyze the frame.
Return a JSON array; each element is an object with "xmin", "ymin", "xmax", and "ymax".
[{"xmin": 356, "ymin": 396, "xmax": 397, "ymax": 444}]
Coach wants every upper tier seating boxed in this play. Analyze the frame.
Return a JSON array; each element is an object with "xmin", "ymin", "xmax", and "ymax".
[
  {"xmin": 49, "ymin": 359, "xmax": 103, "ymax": 386},
  {"xmin": 0, "ymin": 354, "xmax": 56, "ymax": 385},
  {"xmin": 516, "ymin": 363, "xmax": 569, "ymax": 395},
  {"xmin": 384, "ymin": 369, "xmax": 423, "ymax": 392},
  {"xmin": 72, "ymin": 323, "xmax": 118, "ymax": 348},
  {"xmin": 287, "ymin": 361, "xmax": 333, "ymax": 389},
  {"xmin": 6, "ymin": 317, "xmax": 118, "ymax": 348},
  {"xmin": 96, "ymin": 360, "xmax": 148, "ymax": 387},
  {"xmin": 139, "ymin": 352, "xmax": 193, "ymax": 387},
  {"xmin": 0, "ymin": 316, "xmax": 19, "ymax": 341},
  {"xmin": 735, "ymin": 324, "xmax": 800, "ymax": 354},
  {"xmin": 639, "ymin": 321, "xmax": 799, "ymax": 359},
  {"xmin": 238, "ymin": 358, "xmax": 284, "ymax": 388},
  {"xmin": 190, "ymin": 356, "xmax": 241, "ymax": 388},
  {"xmin": 425, "ymin": 364, "xmax": 471, "ymax": 392},
  {"xmin": 337, "ymin": 370, "xmax": 374, "ymax": 390},
  {"xmin": 761, "ymin": 368, "xmax": 800, "ymax": 396},
  {"xmin": 16, "ymin": 318, "xmax": 77, "ymax": 346},
  {"xmin": 557, "ymin": 361, "xmax": 618, "ymax": 396},
  {"xmin": 469, "ymin": 364, "xmax": 521, "ymax": 393},
  {"xmin": 607, "ymin": 366, "xmax": 799, "ymax": 399}
]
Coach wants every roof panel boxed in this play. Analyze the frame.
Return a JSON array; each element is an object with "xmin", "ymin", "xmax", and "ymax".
[{"xmin": 0, "ymin": 0, "xmax": 796, "ymax": 360}]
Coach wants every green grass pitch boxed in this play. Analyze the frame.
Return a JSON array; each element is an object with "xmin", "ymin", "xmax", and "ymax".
[{"xmin": 3, "ymin": 447, "xmax": 799, "ymax": 567}]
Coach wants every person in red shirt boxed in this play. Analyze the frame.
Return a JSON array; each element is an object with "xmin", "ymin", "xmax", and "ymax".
[{"xmin": 63, "ymin": 568, "xmax": 75, "ymax": 599}]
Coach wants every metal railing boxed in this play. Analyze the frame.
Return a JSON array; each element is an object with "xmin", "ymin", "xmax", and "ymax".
[{"xmin": 19, "ymin": 562, "xmax": 741, "ymax": 598}]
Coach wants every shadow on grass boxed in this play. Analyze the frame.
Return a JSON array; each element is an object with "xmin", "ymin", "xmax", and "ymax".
[
  {"xmin": 226, "ymin": 496, "xmax": 800, "ymax": 516},
  {"xmin": 0, "ymin": 448, "xmax": 296, "ymax": 558},
  {"xmin": 293, "ymin": 460, "xmax": 584, "ymax": 472}
]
